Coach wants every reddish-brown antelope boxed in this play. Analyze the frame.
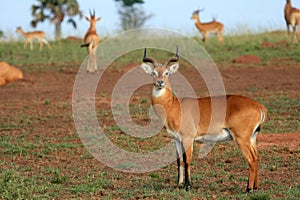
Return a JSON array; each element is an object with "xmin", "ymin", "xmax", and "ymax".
[
  {"xmin": 16, "ymin": 27, "xmax": 51, "ymax": 51},
  {"xmin": 81, "ymin": 10, "xmax": 101, "ymax": 73},
  {"xmin": 141, "ymin": 48, "xmax": 267, "ymax": 192},
  {"xmin": 191, "ymin": 9, "xmax": 224, "ymax": 47},
  {"xmin": 284, "ymin": 0, "xmax": 300, "ymax": 43},
  {"xmin": 0, "ymin": 62, "xmax": 23, "ymax": 86}
]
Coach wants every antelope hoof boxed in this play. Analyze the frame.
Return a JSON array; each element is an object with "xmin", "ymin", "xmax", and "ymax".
[
  {"xmin": 184, "ymin": 183, "xmax": 191, "ymax": 191},
  {"xmin": 177, "ymin": 183, "xmax": 183, "ymax": 189},
  {"xmin": 246, "ymin": 187, "xmax": 258, "ymax": 193}
]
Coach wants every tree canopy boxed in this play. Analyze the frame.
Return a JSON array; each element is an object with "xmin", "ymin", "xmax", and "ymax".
[
  {"xmin": 115, "ymin": 0, "xmax": 153, "ymax": 30},
  {"xmin": 115, "ymin": 0, "xmax": 144, "ymax": 7},
  {"xmin": 31, "ymin": 0, "xmax": 82, "ymax": 39}
]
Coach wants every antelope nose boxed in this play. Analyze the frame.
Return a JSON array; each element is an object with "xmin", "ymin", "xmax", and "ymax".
[{"xmin": 156, "ymin": 80, "xmax": 164, "ymax": 86}]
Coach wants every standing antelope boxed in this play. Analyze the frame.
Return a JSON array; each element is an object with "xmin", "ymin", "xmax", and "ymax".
[
  {"xmin": 141, "ymin": 48, "xmax": 267, "ymax": 192},
  {"xmin": 284, "ymin": 0, "xmax": 300, "ymax": 43},
  {"xmin": 16, "ymin": 27, "xmax": 51, "ymax": 51},
  {"xmin": 81, "ymin": 10, "xmax": 101, "ymax": 73},
  {"xmin": 191, "ymin": 9, "xmax": 224, "ymax": 47}
]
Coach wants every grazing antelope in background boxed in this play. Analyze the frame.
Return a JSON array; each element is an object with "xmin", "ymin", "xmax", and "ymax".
[
  {"xmin": 16, "ymin": 27, "xmax": 51, "ymax": 51},
  {"xmin": 284, "ymin": 0, "xmax": 300, "ymax": 43},
  {"xmin": 81, "ymin": 10, "xmax": 101, "ymax": 73},
  {"xmin": 191, "ymin": 9, "xmax": 224, "ymax": 47},
  {"xmin": 141, "ymin": 48, "xmax": 267, "ymax": 192}
]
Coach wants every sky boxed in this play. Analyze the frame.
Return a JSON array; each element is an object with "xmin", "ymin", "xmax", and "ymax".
[{"xmin": 0, "ymin": 0, "xmax": 296, "ymax": 40}]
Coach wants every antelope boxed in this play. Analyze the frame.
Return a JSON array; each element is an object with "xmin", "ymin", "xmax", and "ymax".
[
  {"xmin": 0, "ymin": 62, "xmax": 23, "ymax": 86},
  {"xmin": 141, "ymin": 48, "xmax": 267, "ymax": 192},
  {"xmin": 191, "ymin": 9, "xmax": 224, "ymax": 47},
  {"xmin": 81, "ymin": 10, "xmax": 101, "ymax": 73},
  {"xmin": 284, "ymin": 0, "xmax": 300, "ymax": 43},
  {"xmin": 16, "ymin": 27, "xmax": 51, "ymax": 51}
]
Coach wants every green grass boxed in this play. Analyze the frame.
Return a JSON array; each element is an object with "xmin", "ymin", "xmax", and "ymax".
[
  {"xmin": 256, "ymin": 94, "xmax": 300, "ymax": 133},
  {"xmin": 1, "ymin": 31, "xmax": 300, "ymax": 72},
  {"xmin": 0, "ymin": 31, "xmax": 299, "ymax": 199},
  {"xmin": 0, "ymin": 39, "xmax": 86, "ymax": 72},
  {"xmin": 194, "ymin": 31, "xmax": 300, "ymax": 65}
]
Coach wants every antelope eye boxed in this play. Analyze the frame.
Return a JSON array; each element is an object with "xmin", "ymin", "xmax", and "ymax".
[
  {"xmin": 164, "ymin": 71, "xmax": 170, "ymax": 76},
  {"xmin": 151, "ymin": 71, "xmax": 157, "ymax": 77}
]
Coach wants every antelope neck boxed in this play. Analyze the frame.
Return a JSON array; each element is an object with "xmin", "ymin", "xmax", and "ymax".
[
  {"xmin": 19, "ymin": 30, "xmax": 26, "ymax": 35},
  {"xmin": 89, "ymin": 24, "xmax": 97, "ymax": 32},
  {"xmin": 193, "ymin": 16, "xmax": 201, "ymax": 24},
  {"xmin": 152, "ymin": 87, "xmax": 176, "ymax": 108},
  {"xmin": 196, "ymin": 19, "xmax": 206, "ymax": 29}
]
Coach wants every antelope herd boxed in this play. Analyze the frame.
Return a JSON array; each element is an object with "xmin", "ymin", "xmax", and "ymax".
[
  {"xmin": 9, "ymin": 2, "xmax": 300, "ymax": 51},
  {"xmin": 1, "ymin": 1, "xmax": 296, "ymax": 194},
  {"xmin": 3, "ymin": 1, "xmax": 298, "ymax": 77}
]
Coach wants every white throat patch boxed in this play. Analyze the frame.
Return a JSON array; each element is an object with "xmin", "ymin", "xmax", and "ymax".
[{"xmin": 152, "ymin": 87, "xmax": 166, "ymax": 97}]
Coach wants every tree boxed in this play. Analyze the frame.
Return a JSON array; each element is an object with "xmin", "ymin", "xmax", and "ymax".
[
  {"xmin": 115, "ymin": 0, "xmax": 144, "ymax": 7},
  {"xmin": 31, "ymin": 0, "xmax": 82, "ymax": 39},
  {"xmin": 115, "ymin": 0, "xmax": 153, "ymax": 31}
]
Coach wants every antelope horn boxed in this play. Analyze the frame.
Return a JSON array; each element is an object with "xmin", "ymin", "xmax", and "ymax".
[
  {"xmin": 93, "ymin": 9, "xmax": 95, "ymax": 17},
  {"xmin": 143, "ymin": 48, "xmax": 158, "ymax": 67},
  {"xmin": 164, "ymin": 46, "xmax": 179, "ymax": 67},
  {"xmin": 89, "ymin": 9, "xmax": 92, "ymax": 17},
  {"xmin": 193, "ymin": 8, "xmax": 204, "ymax": 15},
  {"xmin": 193, "ymin": 10, "xmax": 200, "ymax": 15}
]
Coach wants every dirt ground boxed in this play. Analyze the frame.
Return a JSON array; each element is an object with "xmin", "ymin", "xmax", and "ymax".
[
  {"xmin": 1, "ymin": 64, "xmax": 299, "ymax": 146},
  {"xmin": 0, "ymin": 62, "xmax": 299, "ymax": 198}
]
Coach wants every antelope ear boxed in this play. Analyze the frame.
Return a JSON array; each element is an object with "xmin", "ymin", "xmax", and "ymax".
[
  {"xmin": 141, "ymin": 63, "xmax": 153, "ymax": 75},
  {"xmin": 85, "ymin": 16, "xmax": 90, "ymax": 21},
  {"xmin": 169, "ymin": 63, "xmax": 179, "ymax": 74},
  {"xmin": 96, "ymin": 17, "xmax": 102, "ymax": 21}
]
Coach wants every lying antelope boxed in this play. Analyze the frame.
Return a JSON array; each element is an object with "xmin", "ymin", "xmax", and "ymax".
[
  {"xmin": 191, "ymin": 9, "xmax": 224, "ymax": 47},
  {"xmin": 0, "ymin": 62, "xmax": 23, "ymax": 86},
  {"xmin": 284, "ymin": 0, "xmax": 300, "ymax": 43},
  {"xmin": 81, "ymin": 10, "xmax": 101, "ymax": 73},
  {"xmin": 141, "ymin": 48, "xmax": 267, "ymax": 192},
  {"xmin": 16, "ymin": 27, "xmax": 51, "ymax": 51}
]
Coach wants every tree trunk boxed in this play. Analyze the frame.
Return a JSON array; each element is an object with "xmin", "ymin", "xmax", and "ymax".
[{"xmin": 55, "ymin": 22, "xmax": 62, "ymax": 40}]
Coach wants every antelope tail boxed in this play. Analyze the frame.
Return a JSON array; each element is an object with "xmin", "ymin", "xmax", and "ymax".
[{"xmin": 81, "ymin": 43, "xmax": 89, "ymax": 47}]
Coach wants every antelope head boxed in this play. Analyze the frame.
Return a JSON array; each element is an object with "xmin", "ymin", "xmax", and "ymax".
[
  {"xmin": 16, "ymin": 26, "xmax": 22, "ymax": 33},
  {"xmin": 191, "ymin": 9, "xmax": 204, "ymax": 20},
  {"xmin": 141, "ymin": 47, "xmax": 179, "ymax": 92},
  {"xmin": 85, "ymin": 9, "xmax": 101, "ymax": 24}
]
